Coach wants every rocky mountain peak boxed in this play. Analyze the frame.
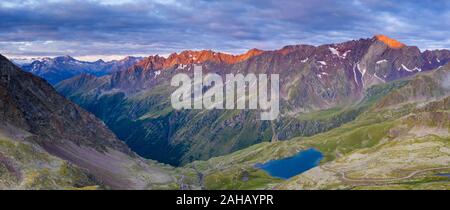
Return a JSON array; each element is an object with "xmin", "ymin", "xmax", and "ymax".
[
  {"xmin": 94, "ymin": 59, "xmax": 106, "ymax": 63},
  {"xmin": 55, "ymin": 55, "xmax": 77, "ymax": 62},
  {"xmin": 132, "ymin": 49, "xmax": 265, "ymax": 72},
  {"xmin": 374, "ymin": 34, "xmax": 406, "ymax": 49}
]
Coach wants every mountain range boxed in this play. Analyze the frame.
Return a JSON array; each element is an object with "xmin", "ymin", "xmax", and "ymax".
[
  {"xmin": 55, "ymin": 35, "xmax": 450, "ymax": 166},
  {"xmin": 14, "ymin": 55, "xmax": 143, "ymax": 84},
  {"xmin": 0, "ymin": 54, "xmax": 177, "ymax": 189},
  {"xmin": 1, "ymin": 35, "xmax": 449, "ymax": 190}
]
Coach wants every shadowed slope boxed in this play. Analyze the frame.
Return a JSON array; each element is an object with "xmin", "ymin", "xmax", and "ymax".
[{"xmin": 0, "ymin": 54, "xmax": 176, "ymax": 189}]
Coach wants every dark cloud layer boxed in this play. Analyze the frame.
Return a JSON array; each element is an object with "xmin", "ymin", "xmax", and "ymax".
[{"xmin": 1, "ymin": 0, "xmax": 449, "ymax": 59}]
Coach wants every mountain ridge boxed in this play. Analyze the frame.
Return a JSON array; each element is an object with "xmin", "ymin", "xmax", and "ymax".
[{"xmin": 55, "ymin": 35, "xmax": 450, "ymax": 166}]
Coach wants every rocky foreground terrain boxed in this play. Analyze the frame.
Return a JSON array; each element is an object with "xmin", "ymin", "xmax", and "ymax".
[{"xmin": 0, "ymin": 54, "xmax": 178, "ymax": 189}]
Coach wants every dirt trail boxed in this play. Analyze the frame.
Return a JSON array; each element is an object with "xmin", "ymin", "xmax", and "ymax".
[{"xmin": 321, "ymin": 165, "xmax": 450, "ymax": 183}]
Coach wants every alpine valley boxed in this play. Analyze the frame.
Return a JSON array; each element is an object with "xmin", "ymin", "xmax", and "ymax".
[{"xmin": 1, "ymin": 35, "xmax": 449, "ymax": 189}]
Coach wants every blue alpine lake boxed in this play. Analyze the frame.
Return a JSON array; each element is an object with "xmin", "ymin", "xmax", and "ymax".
[{"xmin": 255, "ymin": 148, "xmax": 323, "ymax": 179}]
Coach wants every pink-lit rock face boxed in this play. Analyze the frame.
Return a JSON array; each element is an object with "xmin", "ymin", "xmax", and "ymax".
[{"xmin": 375, "ymin": 34, "xmax": 406, "ymax": 49}]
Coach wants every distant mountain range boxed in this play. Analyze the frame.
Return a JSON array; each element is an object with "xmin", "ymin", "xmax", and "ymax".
[
  {"xmin": 12, "ymin": 55, "xmax": 143, "ymax": 84},
  {"xmin": 55, "ymin": 35, "xmax": 450, "ymax": 166}
]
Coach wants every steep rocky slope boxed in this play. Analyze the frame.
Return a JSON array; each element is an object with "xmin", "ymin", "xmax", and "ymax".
[{"xmin": 0, "ymin": 54, "xmax": 176, "ymax": 189}]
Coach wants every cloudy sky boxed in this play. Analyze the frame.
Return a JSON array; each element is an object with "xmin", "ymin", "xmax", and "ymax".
[{"xmin": 1, "ymin": 0, "xmax": 449, "ymax": 61}]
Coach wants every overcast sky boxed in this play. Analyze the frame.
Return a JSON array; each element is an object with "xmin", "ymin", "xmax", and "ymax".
[{"xmin": 1, "ymin": 0, "xmax": 449, "ymax": 61}]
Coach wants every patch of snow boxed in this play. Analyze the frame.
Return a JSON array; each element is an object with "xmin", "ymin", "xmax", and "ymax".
[
  {"xmin": 328, "ymin": 47, "xmax": 349, "ymax": 59},
  {"xmin": 154, "ymin": 70, "xmax": 161, "ymax": 78},
  {"xmin": 437, "ymin": 58, "xmax": 441, "ymax": 63},
  {"xmin": 317, "ymin": 61, "xmax": 327, "ymax": 65},
  {"xmin": 301, "ymin": 58, "xmax": 309, "ymax": 63},
  {"xmin": 353, "ymin": 64, "xmax": 360, "ymax": 86},
  {"xmin": 177, "ymin": 64, "xmax": 186, "ymax": 70},
  {"xmin": 401, "ymin": 64, "xmax": 413, "ymax": 72},
  {"xmin": 401, "ymin": 64, "xmax": 421, "ymax": 72},
  {"xmin": 376, "ymin": 59, "xmax": 387, "ymax": 64},
  {"xmin": 329, "ymin": 47, "xmax": 340, "ymax": 56},
  {"xmin": 317, "ymin": 72, "xmax": 328, "ymax": 79},
  {"xmin": 357, "ymin": 63, "xmax": 366, "ymax": 77},
  {"xmin": 342, "ymin": 50, "xmax": 351, "ymax": 58}
]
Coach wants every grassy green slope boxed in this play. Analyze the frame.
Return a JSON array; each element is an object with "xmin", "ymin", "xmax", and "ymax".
[{"xmin": 0, "ymin": 130, "xmax": 99, "ymax": 190}]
